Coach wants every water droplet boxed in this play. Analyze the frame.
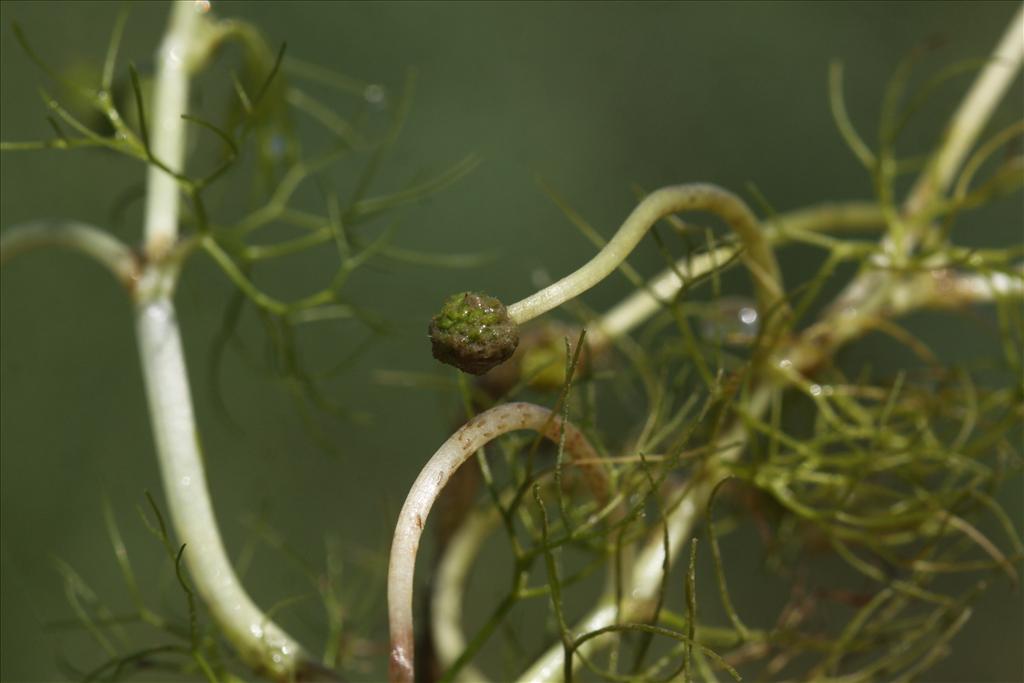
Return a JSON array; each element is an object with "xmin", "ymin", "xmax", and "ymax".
[
  {"xmin": 193, "ymin": 0, "xmax": 211, "ymax": 13},
  {"xmin": 181, "ymin": 475, "xmax": 192, "ymax": 487},
  {"xmin": 809, "ymin": 384, "xmax": 823, "ymax": 397},
  {"xmin": 364, "ymin": 84, "xmax": 387, "ymax": 108},
  {"xmin": 699, "ymin": 297, "xmax": 760, "ymax": 346},
  {"xmin": 249, "ymin": 623, "xmax": 264, "ymax": 638},
  {"xmin": 778, "ymin": 358, "xmax": 792, "ymax": 370},
  {"xmin": 267, "ymin": 134, "xmax": 287, "ymax": 160}
]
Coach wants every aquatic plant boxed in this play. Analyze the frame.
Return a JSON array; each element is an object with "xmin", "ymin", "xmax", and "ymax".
[{"xmin": 1, "ymin": 2, "xmax": 1021, "ymax": 682}]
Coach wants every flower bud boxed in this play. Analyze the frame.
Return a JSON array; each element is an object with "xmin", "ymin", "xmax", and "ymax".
[{"xmin": 429, "ymin": 291, "xmax": 519, "ymax": 374}]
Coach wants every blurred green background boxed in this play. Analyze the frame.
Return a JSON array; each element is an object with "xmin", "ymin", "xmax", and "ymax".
[{"xmin": 1, "ymin": 1, "xmax": 1021, "ymax": 681}]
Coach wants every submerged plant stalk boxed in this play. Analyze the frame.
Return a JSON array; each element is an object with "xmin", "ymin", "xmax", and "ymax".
[
  {"xmin": 132, "ymin": 2, "xmax": 308, "ymax": 678},
  {"xmin": 388, "ymin": 402, "xmax": 612, "ymax": 683},
  {"xmin": 136, "ymin": 274, "xmax": 304, "ymax": 677}
]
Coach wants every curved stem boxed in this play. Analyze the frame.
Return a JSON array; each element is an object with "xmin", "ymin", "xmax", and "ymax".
[
  {"xmin": 0, "ymin": 220, "xmax": 137, "ymax": 286},
  {"xmin": 388, "ymin": 402, "xmax": 612, "ymax": 683},
  {"xmin": 135, "ymin": 267, "xmax": 305, "ymax": 679},
  {"xmin": 506, "ymin": 184, "xmax": 785, "ymax": 326}
]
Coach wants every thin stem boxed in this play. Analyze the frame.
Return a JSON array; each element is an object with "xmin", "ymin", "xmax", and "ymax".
[
  {"xmin": 506, "ymin": 184, "xmax": 786, "ymax": 327},
  {"xmin": 828, "ymin": 61, "xmax": 876, "ymax": 168},
  {"xmin": 388, "ymin": 402, "xmax": 612, "ymax": 683},
  {"xmin": 0, "ymin": 220, "xmax": 137, "ymax": 286}
]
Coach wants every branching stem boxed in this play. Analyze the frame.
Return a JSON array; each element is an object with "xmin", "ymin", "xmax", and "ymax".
[{"xmin": 0, "ymin": 220, "xmax": 137, "ymax": 286}]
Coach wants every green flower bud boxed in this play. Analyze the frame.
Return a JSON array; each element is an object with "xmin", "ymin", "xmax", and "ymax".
[{"xmin": 429, "ymin": 291, "xmax": 519, "ymax": 375}]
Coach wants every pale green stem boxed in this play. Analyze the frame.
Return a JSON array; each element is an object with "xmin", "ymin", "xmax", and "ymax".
[
  {"xmin": 135, "ymin": 267, "xmax": 302, "ymax": 678},
  {"xmin": 902, "ymin": 4, "xmax": 1024, "ymax": 231},
  {"xmin": 388, "ymin": 402, "xmax": 612, "ymax": 683},
  {"xmin": 506, "ymin": 184, "xmax": 786, "ymax": 327},
  {"xmin": 143, "ymin": 0, "xmax": 206, "ymax": 259},
  {"xmin": 0, "ymin": 221, "xmax": 137, "ymax": 286},
  {"xmin": 134, "ymin": 2, "xmax": 307, "ymax": 679}
]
